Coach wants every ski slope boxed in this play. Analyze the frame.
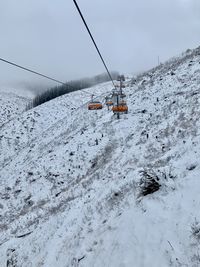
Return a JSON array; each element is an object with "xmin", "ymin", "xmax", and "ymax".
[{"xmin": 1, "ymin": 46, "xmax": 200, "ymax": 266}]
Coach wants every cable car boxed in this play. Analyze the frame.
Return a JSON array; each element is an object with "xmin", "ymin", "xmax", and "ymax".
[
  {"xmin": 112, "ymin": 100, "xmax": 128, "ymax": 114},
  {"xmin": 121, "ymin": 75, "xmax": 125, "ymax": 81},
  {"xmin": 112, "ymin": 91, "xmax": 128, "ymax": 114},
  {"xmin": 105, "ymin": 96, "xmax": 113, "ymax": 106},
  {"xmin": 106, "ymin": 100, "xmax": 113, "ymax": 106},
  {"xmin": 117, "ymin": 75, "xmax": 121, "ymax": 81},
  {"xmin": 117, "ymin": 75, "xmax": 125, "ymax": 82},
  {"xmin": 114, "ymin": 83, "xmax": 125, "ymax": 89},
  {"xmin": 88, "ymin": 95, "xmax": 103, "ymax": 110},
  {"xmin": 88, "ymin": 100, "xmax": 103, "ymax": 110}
]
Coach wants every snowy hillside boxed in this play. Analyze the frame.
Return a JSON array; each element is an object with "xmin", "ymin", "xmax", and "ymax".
[
  {"xmin": 1, "ymin": 46, "xmax": 200, "ymax": 267},
  {"xmin": 0, "ymin": 89, "xmax": 32, "ymax": 127}
]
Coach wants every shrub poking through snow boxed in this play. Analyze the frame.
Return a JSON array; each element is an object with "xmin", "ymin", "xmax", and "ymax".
[
  {"xmin": 139, "ymin": 169, "xmax": 161, "ymax": 196},
  {"xmin": 191, "ymin": 219, "xmax": 200, "ymax": 241},
  {"xmin": 186, "ymin": 164, "xmax": 197, "ymax": 171}
]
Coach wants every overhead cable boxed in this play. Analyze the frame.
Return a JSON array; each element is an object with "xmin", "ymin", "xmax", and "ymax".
[
  {"xmin": 72, "ymin": 0, "xmax": 116, "ymax": 88},
  {"xmin": 0, "ymin": 57, "xmax": 66, "ymax": 85},
  {"xmin": 0, "ymin": 57, "xmax": 94, "ymax": 95}
]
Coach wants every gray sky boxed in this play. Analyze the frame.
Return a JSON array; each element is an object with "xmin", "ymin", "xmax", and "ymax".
[{"xmin": 0, "ymin": 0, "xmax": 200, "ymax": 91}]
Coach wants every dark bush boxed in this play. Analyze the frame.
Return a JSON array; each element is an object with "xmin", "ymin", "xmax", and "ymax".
[
  {"xmin": 139, "ymin": 170, "xmax": 161, "ymax": 196},
  {"xmin": 191, "ymin": 220, "xmax": 200, "ymax": 241}
]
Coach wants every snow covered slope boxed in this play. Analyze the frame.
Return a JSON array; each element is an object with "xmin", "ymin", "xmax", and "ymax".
[
  {"xmin": 0, "ymin": 89, "xmax": 32, "ymax": 127},
  {"xmin": 1, "ymin": 46, "xmax": 200, "ymax": 267}
]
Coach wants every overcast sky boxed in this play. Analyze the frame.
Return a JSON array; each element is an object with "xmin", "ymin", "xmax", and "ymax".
[{"xmin": 0, "ymin": 0, "xmax": 200, "ymax": 91}]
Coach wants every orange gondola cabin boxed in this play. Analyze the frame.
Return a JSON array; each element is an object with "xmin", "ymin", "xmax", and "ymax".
[
  {"xmin": 88, "ymin": 100, "xmax": 103, "ymax": 110},
  {"xmin": 111, "ymin": 90, "xmax": 128, "ymax": 114},
  {"xmin": 112, "ymin": 100, "xmax": 128, "ymax": 114},
  {"xmin": 105, "ymin": 96, "xmax": 113, "ymax": 106}
]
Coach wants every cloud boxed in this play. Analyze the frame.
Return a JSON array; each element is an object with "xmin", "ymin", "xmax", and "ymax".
[{"xmin": 0, "ymin": 0, "xmax": 199, "ymax": 92}]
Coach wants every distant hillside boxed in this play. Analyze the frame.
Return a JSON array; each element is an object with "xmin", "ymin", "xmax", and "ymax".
[{"xmin": 30, "ymin": 71, "xmax": 119, "ymax": 108}]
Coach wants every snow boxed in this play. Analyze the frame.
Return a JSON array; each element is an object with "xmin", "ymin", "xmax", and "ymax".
[
  {"xmin": 0, "ymin": 90, "xmax": 31, "ymax": 128},
  {"xmin": 1, "ymin": 46, "xmax": 200, "ymax": 266}
]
